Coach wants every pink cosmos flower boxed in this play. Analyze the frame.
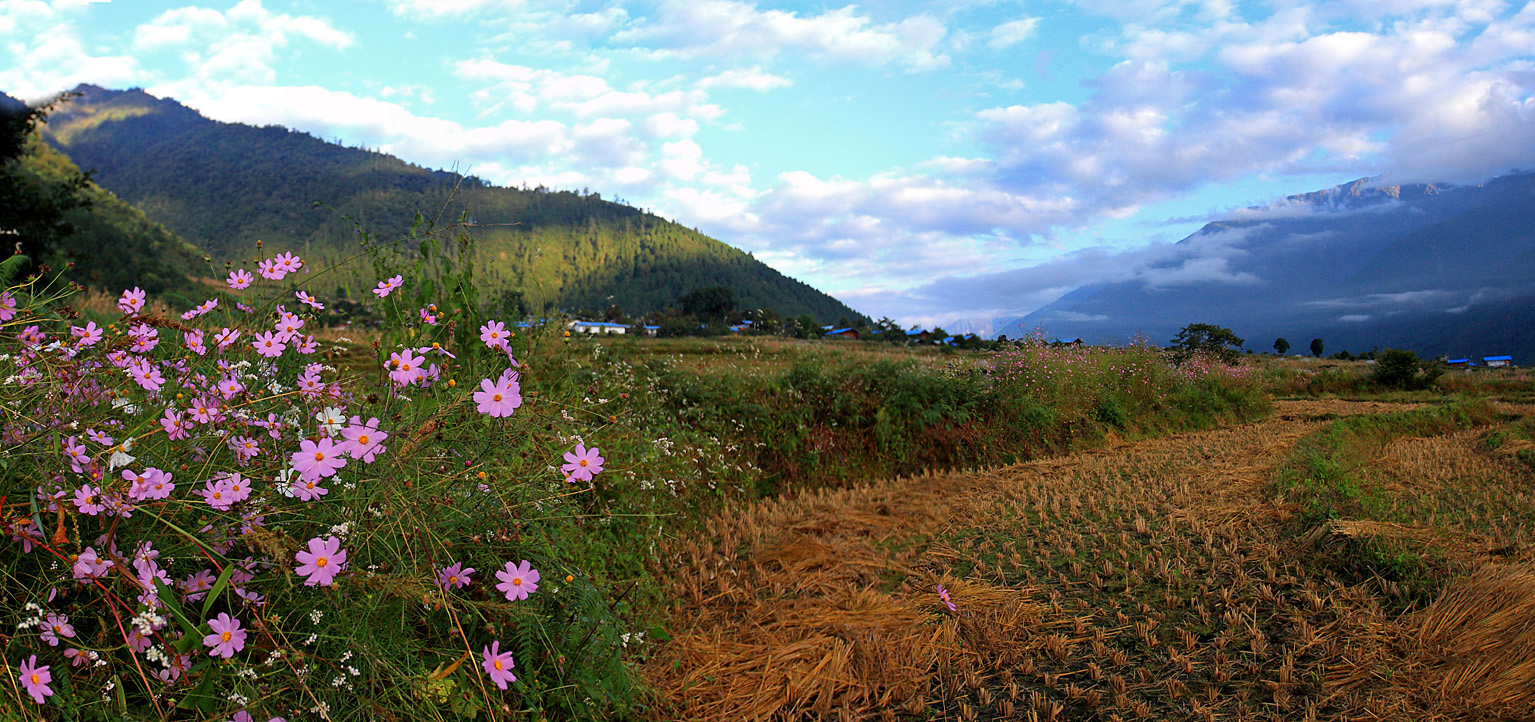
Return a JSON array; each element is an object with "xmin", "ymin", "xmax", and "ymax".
[
  {"xmin": 73, "ymin": 547, "xmax": 111, "ymax": 580},
  {"xmin": 214, "ymin": 327, "xmax": 241, "ymax": 350},
  {"xmin": 227, "ymin": 269, "xmax": 253, "ymax": 290},
  {"xmin": 160, "ymin": 408, "xmax": 192, "ymax": 441},
  {"xmin": 0, "ymin": 291, "xmax": 17, "ymax": 321},
  {"xmin": 18, "ymin": 655, "xmax": 51, "ymax": 705},
  {"xmin": 373, "ymin": 274, "xmax": 403, "ymax": 298},
  {"xmin": 128, "ymin": 467, "xmax": 174, "ymax": 501},
  {"xmin": 40, "ymin": 613, "xmax": 74, "ymax": 646},
  {"xmin": 292, "ymin": 437, "xmax": 346, "ymax": 482},
  {"xmin": 72, "ymin": 321, "xmax": 103, "ymax": 347},
  {"xmin": 185, "ymin": 329, "xmax": 208, "ymax": 355},
  {"xmin": 182, "ymin": 569, "xmax": 216, "ymax": 601},
  {"xmin": 188, "ymin": 397, "xmax": 221, "ymax": 424},
  {"xmin": 118, "ymin": 287, "xmax": 146, "ymax": 315},
  {"xmin": 129, "ymin": 325, "xmax": 159, "ymax": 353},
  {"xmin": 295, "ymin": 334, "xmax": 317, "ymax": 354},
  {"xmin": 482, "ymin": 641, "xmax": 516, "ymax": 689},
  {"xmin": 474, "ymin": 376, "xmax": 522, "ymax": 418},
  {"xmin": 198, "ymin": 477, "xmax": 236, "ymax": 511},
  {"xmin": 203, "ymin": 613, "xmax": 247, "ymax": 658},
  {"xmin": 337, "ymin": 417, "xmax": 388, "ymax": 463},
  {"xmin": 388, "ymin": 349, "xmax": 426, "ymax": 387},
  {"xmin": 295, "ymin": 536, "xmax": 346, "ymax": 586},
  {"xmin": 494, "ymin": 560, "xmax": 539, "ymax": 601},
  {"xmin": 480, "ymin": 320, "xmax": 509, "ymax": 349},
  {"xmin": 296, "ymin": 291, "xmax": 324, "ymax": 310},
  {"xmin": 561, "ymin": 444, "xmax": 605, "ymax": 483},
  {"xmin": 130, "ymin": 361, "xmax": 165, "ymax": 392},
  {"xmin": 289, "ymin": 478, "xmax": 329, "ymax": 501},
  {"xmin": 252, "ymin": 331, "xmax": 286, "ymax": 358},
  {"xmin": 273, "ymin": 313, "xmax": 304, "ymax": 338},
  {"xmin": 937, "ymin": 584, "xmax": 956, "ymax": 612},
  {"xmin": 257, "ymin": 258, "xmax": 284, "ymax": 280},
  {"xmin": 437, "ymin": 562, "xmax": 475, "ymax": 590},
  {"xmin": 73, "ymin": 485, "xmax": 105, "ymax": 516},
  {"xmin": 274, "ymin": 252, "xmax": 303, "ymax": 275}
]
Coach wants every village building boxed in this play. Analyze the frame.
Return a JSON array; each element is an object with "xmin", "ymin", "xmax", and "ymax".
[{"xmin": 568, "ymin": 320, "xmax": 628, "ymax": 335}]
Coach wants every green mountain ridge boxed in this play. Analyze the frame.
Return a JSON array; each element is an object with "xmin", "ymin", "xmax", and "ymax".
[{"xmin": 34, "ymin": 84, "xmax": 866, "ymax": 324}]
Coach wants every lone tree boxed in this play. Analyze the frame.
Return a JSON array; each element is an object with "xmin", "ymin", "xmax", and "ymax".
[
  {"xmin": 1372, "ymin": 348, "xmax": 1443, "ymax": 390},
  {"xmin": 678, "ymin": 286, "xmax": 735, "ymax": 322},
  {"xmin": 1310, "ymin": 338, "xmax": 1324, "ymax": 357},
  {"xmin": 1274, "ymin": 337, "xmax": 1291, "ymax": 355},
  {"xmin": 1171, "ymin": 323, "xmax": 1244, "ymax": 365}
]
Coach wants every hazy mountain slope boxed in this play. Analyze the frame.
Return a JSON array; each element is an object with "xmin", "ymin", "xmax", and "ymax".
[
  {"xmin": 36, "ymin": 84, "xmax": 867, "ymax": 323},
  {"xmin": 1002, "ymin": 173, "xmax": 1535, "ymax": 360}
]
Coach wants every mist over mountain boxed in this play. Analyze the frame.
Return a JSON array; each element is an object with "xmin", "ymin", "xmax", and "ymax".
[
  {"xmin": 998, "ymin": 173, "xmax": 1535, "ymax": 361},
  {"xmin": 30, "ymin": 84, "xmax": 867, "ymax": 324}
]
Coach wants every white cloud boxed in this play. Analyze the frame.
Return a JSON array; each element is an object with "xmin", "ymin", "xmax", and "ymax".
[
  {"xmin": 130, "ymin": 0, "xmax": 352, "ymax": 86},
  {"xmin": 612, "ymin": 0, "xmax": 950, "ymax": 70},
  {"xmin": 0, "ymin": 0, "xmax": 140, "ymax": 99},
  {"xmin": 378, "ymin": 0, "xmax": 524, "ymax": 19},
  {"xmin": 696, "ymin": 66, "xmax": 792, "ymax": 92},
  {"xmin": 988, "ymin": 17, "xmax": 1040, "ymax": 49}
]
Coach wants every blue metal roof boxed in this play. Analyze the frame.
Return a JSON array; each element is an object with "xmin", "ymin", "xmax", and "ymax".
[
  {"xmin": 824, "ymin": 327, "xmax": 855, "ymax": 335},
  {"xmin": 1484, "ymin": 356, "xmax": 1513, "ymax": 361},
  {"xmin": 1447, "ymin": 359, "xmax": 1470, "ymax": 364}
]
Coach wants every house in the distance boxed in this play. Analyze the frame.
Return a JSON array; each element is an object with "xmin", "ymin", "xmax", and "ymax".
[
  {"xmin": 1484, "ymin": 355, "xmax": 1514, "ymax": 368},
  {"xmin": 824, "ymin": 327, "xmax": 859, "ymax": 340},
  {"xmin": 569, "ymin": 320, "xmax": 628, "ymax": 335},
  {"xmin": 1447, "ymin": 358, "xmax": 1473, "ymax": 369}
]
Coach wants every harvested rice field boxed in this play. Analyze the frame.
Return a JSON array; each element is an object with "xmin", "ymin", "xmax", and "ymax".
[{"xmin": 643, "ymin": 398, "xmax": 1535, "ymax": 721}]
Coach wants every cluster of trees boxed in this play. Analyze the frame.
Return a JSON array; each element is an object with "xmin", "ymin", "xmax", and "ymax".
[
  {"xmin": 1, "ymin": 92, "xmax": 202, "ymax": 294},
  {"xmin": 1272, "ymin": 337, "xmax": 1327, "ymax": 357}
]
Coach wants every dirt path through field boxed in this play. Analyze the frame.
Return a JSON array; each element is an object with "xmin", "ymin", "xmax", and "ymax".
[{"xmin": 642, "ymin": 399, "xmax": 1453, "ymax": 721}]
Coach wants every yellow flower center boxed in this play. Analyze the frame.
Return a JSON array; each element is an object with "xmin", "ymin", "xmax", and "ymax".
[
  {"xmin": 494, "ymin": 660, "xmax": 504, "ymax": 671},
  {"xmin": 579, "ymin": 460, "xmax": 588, "ymax": 467},
  {"xmin": 358, "ymin": 434, "xmax": 370, "ymax": 444},
  {"xmin": 220, "ymin": 631, "xmax": 231, "ymax": 642},
  {"xmin": 316, "ymin": 557, "xmax": 328, "ymax": 568},
  {"xmin": 493, "ymin": 393, "xmax": 503, "ymax": 402},
  {"xmin": 314, "ymin": 452, "xmax": 324, "ymax": 461},
  {"xmin": 512, "ymin": 577, "xmax": 522, "ymax": 586}
]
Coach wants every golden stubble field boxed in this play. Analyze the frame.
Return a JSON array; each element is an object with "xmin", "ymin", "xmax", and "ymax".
[{"xmin": 642, "ymin": 399, "xmax": 1535, "ymax": 722}]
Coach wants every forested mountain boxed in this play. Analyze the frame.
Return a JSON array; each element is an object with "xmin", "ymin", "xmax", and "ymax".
[
  {"xmin": 1, "ymin": 92, "xmax": 205, "ymax": 296},
  {"xmin": 1000, "ymin": 173, "xmax": 1535, "ymax": 361},
  {"xmin": 31, "ymin": 84, "xmax": 865, "ymax": 323}
]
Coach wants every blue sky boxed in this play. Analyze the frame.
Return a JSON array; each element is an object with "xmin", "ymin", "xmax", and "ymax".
[{"xmin": 4, "ymin": 0, "xmax": 1534, "ymax": 329}]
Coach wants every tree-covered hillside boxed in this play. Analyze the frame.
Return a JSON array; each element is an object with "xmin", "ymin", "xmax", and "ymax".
[
  {"xmin": 37, "ymin": 84, "xmax": 866, "ymax": 324},
  {"xmin": 1, "ymin": 92, "xmax": 205, "ymax": 295}
]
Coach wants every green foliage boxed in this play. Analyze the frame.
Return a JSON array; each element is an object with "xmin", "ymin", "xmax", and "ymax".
[
  {"xmin": 1310, "ymin": 338, "xmax": 1324, "ymax": 357},
  {"xmin": 1275, "ymin": 398, "xmax": 1499, "ymax": 522},
  {"xmin": 1170, "ymin": 323, "xmax": 1245, "ymax": 365},
  {"xmin": 639, "ymin": 342, "xmax": 1269, "ymax": 492},
  {"xmin": 677, "ymin": 286, "xmax": 735, "ymax": 322},
  {"xmin": 0, "ymin": 94, "xmax": 92, "ymax": 272},
  {"xmin": 1371, "ymin": 348, "xmax": 1444, "ymax": 390},
  {"xmin": 1273, "ymin": 337, "xmax": 1290, "ymax": 355}
]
